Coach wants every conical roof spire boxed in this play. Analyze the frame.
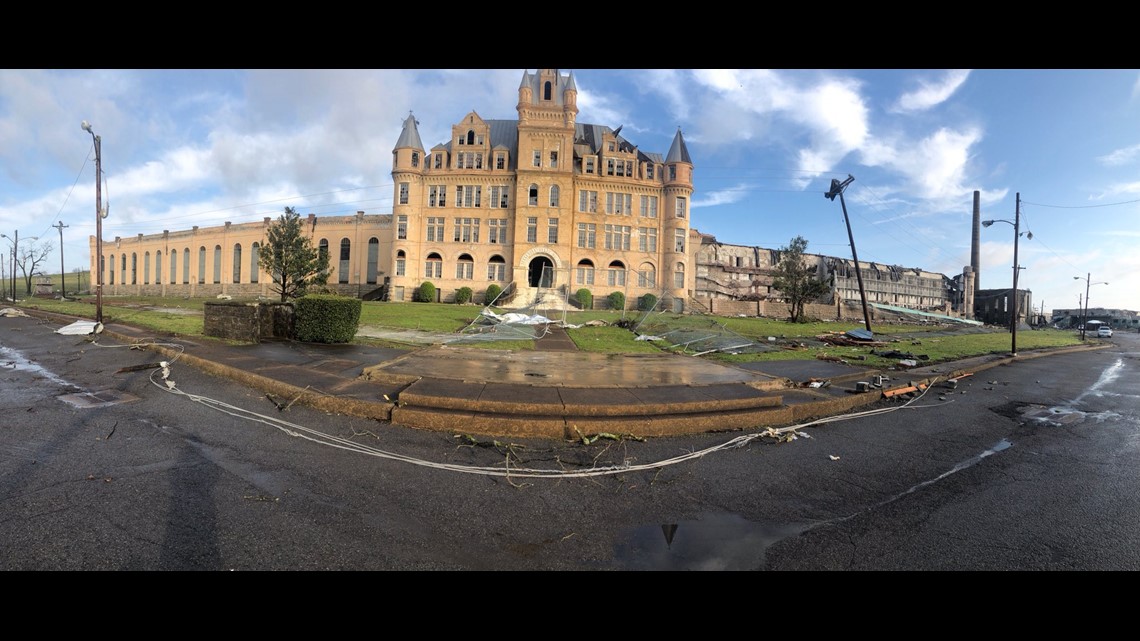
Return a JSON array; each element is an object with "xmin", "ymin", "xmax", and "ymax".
[
  {"xmin": 394, "ymin": 111, "xmax": 425, "ymax": 151},
  {"xmin": 666, "ymin": 127, "xmax": 691, "ymax": 164}
]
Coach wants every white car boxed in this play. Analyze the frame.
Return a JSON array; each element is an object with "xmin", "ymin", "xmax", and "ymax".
[{"xmin": 1098, "ymin": 326, "xmax": 1113, "ymax": 338}]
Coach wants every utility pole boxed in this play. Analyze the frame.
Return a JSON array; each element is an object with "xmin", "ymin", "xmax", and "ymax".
[
  {"xmin": 825, "ymin": 175, "xmax": 872, "ymax": 335},
  {"xmin": 1011, "ymin": 193, "xmax": 1021, "ymax": 356},
  {"xmin": 53, "ymin": 221, "xmax": 69, "ymax": 298}
]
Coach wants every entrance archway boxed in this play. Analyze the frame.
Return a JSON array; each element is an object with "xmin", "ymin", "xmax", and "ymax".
[{"xmin": 528, "ymin": 256, "xmax": 554, "ymax": 288}]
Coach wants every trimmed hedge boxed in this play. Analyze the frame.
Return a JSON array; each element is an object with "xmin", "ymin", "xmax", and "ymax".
[
  {"xmin": 455, "ymin": 286, "xmax": 473, "ymax": 304},
  {"xmin": 294, "ymin": 294, "xmax": 361, "ymax": 344},
  {"xmin": 484, "ymin": 284, "xmax": 502, "ymax": 306},
  {"xmin": 576, "ymin": 288, "xmax": 593, "ymax": 310},
  {"xmin": 608, "ymin": 291, "xmax": 625, "ymax": 311},
  {"xmin": 639, "ymin": 293, "xmax": 658, "ymax": 311},
  {"xmin": 415, "ymin": 281, "xmax": 436, "ymax": 303}
]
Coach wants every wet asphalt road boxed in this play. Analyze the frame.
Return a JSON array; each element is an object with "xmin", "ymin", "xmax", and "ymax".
[{"xmin": 2, "ymin": 313, "xmax": 1138, "ymax": 570}]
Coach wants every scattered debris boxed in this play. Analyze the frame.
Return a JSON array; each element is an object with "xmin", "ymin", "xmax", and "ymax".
[
  {"xmin": 0, "ymin": 307, "xmax": 29, "ymax": 317},
  {"xmin": 115, "ymin": 362, "xmax": 165, "ymax": 374},
  {"xmin": 883, "ymin": 382, "xmax": 928, "ymax": 398},
  {"xmin": 829, "ymin": 455, "xmax": 841, "ymax": 461},
  {"xmin": 898, "ymin": 359, "xmax": 918, "ymax": 368},
  {"xmin": 55, "ymin": 320, "xmax": 104, "ymax": 335}
]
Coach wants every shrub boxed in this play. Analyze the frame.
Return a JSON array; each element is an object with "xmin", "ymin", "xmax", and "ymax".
[
  {"xmin": 415, "ymin": 281, "xmax": 436, "ymax": 303},
  {"xmin": 294, "ymin": 294, "xmax": 361, "ymax": 344},
  {"xmin": 455, "ymin": 286, "xmax": 473, "ymax": 304},
  {"xmin": 484, "ymin": 284, "xmax": 503, "ymax": 306},
  {"xmin": 608, "ymin": 291, "xmax": 625, "ymax": 311},
  {"xmin": 639, "ymin": 293, "xmax": 658, "ymax": 311},
  {"xmin": 576, "ymin": 288, "xmax": 593, "ymax": 310}
]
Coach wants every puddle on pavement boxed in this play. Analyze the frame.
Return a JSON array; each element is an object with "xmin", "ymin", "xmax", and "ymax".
[
  {"xmin": 612, "ymin": 513, "xmax": 806, "ymax": 570},
  {"xmin": 58, "ymin": 389, "xmax": 141, "ymax": 408},
  {"xmin": 0, "ymin": 345, "xmax": 79, "ymax": 389}
]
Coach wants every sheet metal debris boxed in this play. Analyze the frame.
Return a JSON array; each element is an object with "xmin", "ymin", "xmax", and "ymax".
[{"xmin": 55, "ymin": 320, "xmax": 104, "ymax": 335}]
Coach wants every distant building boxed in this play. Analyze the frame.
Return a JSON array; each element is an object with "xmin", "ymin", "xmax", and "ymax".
[
  {"xmin": 974, "ymin": 288, "xmax": 1033, "ymax": 327},
  {"xmin": 1051, "ymin": 307, "xmax": 1139, "ymax": 329}
]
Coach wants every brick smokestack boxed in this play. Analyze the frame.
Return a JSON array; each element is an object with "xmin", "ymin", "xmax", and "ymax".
[{"xmin": 971, "ymin": 190, "xmax": 981, "ymax": 296}]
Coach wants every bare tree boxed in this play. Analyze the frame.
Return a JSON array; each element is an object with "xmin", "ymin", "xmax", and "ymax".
[{"xmin": 16, "ymin": 240, "xmax": 53, "ymax": 295}]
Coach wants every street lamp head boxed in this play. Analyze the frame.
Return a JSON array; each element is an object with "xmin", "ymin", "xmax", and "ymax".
[
  {"xmin": 982, "ymin": 220, "xmax": 994, "ymax": 227},
  {"xmin": 1025, "ymin": 231, "xmax": 1033, "ymax": 240},
  {"xmin": 81, "ymin": 120, "xmax": 92, "ymax": 134}
]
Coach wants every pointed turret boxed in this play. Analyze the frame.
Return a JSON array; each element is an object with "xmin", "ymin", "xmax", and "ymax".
[
  {"xmin": 394, "ymin": 111, "xmax": 425, "ymax": 153},
  {"xmin": 666, "ymin": 127, "xmax": 691, "ymax": 164}
]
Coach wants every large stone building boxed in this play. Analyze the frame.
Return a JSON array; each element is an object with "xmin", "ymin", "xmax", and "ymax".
[
  {"xmin": 693, "ymin": 233, "xmax": 966, "ymax": 320},
  {"xmin": 89, "ymin": 69, "xmax": 693, "ymax": 310}
]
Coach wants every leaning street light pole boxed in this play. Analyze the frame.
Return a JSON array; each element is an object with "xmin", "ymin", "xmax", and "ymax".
[
  {"xmin": 82, "ymin": 120, "xmax": 104, "ymax": 325},
  {"xmin": 53, "ymin": 221, "xmax": 69, "ymax": 298},
  {"xmin": 825, "ymin": 174, "xmax": 872, "ymax": 334},
  {"xmin": 982, "ymin": 192, "xmax": 1031, "ymax": 356}
]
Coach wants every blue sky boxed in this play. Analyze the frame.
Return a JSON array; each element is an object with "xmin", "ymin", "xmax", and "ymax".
[{"xmin": 1, "ymin": 68, "xmax": 1137, "ymax": 315}]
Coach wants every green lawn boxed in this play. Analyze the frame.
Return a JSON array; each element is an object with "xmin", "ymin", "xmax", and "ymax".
[{"xmin": 11, "ymin": 295, "xmax": 1090, "ymax": 363}]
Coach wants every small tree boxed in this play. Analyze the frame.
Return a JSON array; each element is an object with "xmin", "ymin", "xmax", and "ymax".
[
  {"xmin": 576, "ymin": 288, "xmax": 593, "ymax": 310},
  {"xmin": 771, "ymin": 235, "xmax": 829, "ymax": 323},
  {"xmin": 455, "ymin": 286, "xmax": 473, "ymax": 304},
  {"xmin": 258, "ymin": 206, "xmax": 330, "ymax": 302},
  {"xmin": 15, "ymin": 240, "xmax": 53, "ymax": 296}
]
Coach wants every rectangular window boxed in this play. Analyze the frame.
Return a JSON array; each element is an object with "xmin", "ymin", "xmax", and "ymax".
[
  {"xmin": 638, "ymin": 269, "xmax": 656, "ymax": 288},
  {"xmin": 605, "ymin": 225, "xmax": 631, "ymax": 251},
  {"xmin": 456, "ymin": 186, "xmax": 463, "ymax": 207},
  {"xmin": 577, "ymin": 223, "xmax": 596, "ymax": 249},
  {"xmin": 462, "ymin": 185, "xmax": 476, "ymax": 208},
  {"xmin": 578, "ymin": 190, "xmax": 598, "ymax": 213},
  {"xmin": 487, "ymin": 262, "xmax": 506, "ymax": 281},
  {"xmin": 396, "ymin": 257, "xmax": 405, "ymax": 276},
  {"xmin": 647, "ymin": 164, "xmax": 654, "ymax": 180},
  {"xmin": 453, "ymin": 218, "xmax": 477, "ymax": 243},
  {"xmin": 674, "ymin": 269, "xmax": 685, "ymax": 289},
  {"xmin": 676, "ymin": 197, "xmax": 687, "ymax": 218},
  {"xmin": 626, "ymin": 161, "xmax": 633, "ymax": 177},
  {"xmin": 426, "ymin": 217, "xmax": 444, "ymax": 242},
  {"xmin": 640, "ymin": 195, "xmax": 658, "ymax": 218},
  {"xmin": 456, "ymin": 261, "xmax": 473, "ymax": 280},
  {"xmin": 526, "ymin": 217, "xmax": 538, "ymax": 243},
  {"xmin": 547, "ymin": 218, "xmax": 558, "ymax": 244},
  {"xmin": 426, "ymin": 260, "xmax": 442, "ymax": 279},
  {"xmin": 675, "ymin": 229, "xmax": 686, "ymax": 253},
  {"xmin": 608, "ymin": 268, "xmax": 626, "ymax": 287},
  {"xmin": 488, "ymin": 219, "xmax": 507, "ymax": 244},
  {"xmin": 496, "ymin": 154, "xmax": 505, "ymax": 170},
  {"xmin": 607, "ymin": 159, "xmax": 615, "ymax": 176},
  {"xmin": 606, "ymin": 192, "xmax": 631, "ymax": 215},
  {"xmin": 434, "ymin": 154, "xmax": 442, "ymax": 169},
  {"xmin": 616, "ymin": 160, "xmax": 625, "ymax": 177},
  {"xmin": 550, "ymin": 151, "xmax": 558, "ymax": 168},
  {"xmin": 397, "ymin": 215, "xmax": 407, "ymax": 240},
  {"xmin": 533, "ymin": 150, "xmax": 541, "ymax": 167},
  {"xmin": 475, "ymin": 153, "xmax": 483, "ymax": 170},
  {"xmin": 639, "ymin": 227, "xmax": 657, "ymax": 253},
  {"xmin": 670, "ymin": 165, "xmax": 677, "ymax": 181},
  {"xmin": 398, "ymin": 182, "xmax": 409, "ymax": 205},
  {"xmin": 576, "ymin": 266, "xmax": 594, "ymax": 285},
  {"xmin": 585, "ymin": 158, "xmax": 595, "ymax": 174}
]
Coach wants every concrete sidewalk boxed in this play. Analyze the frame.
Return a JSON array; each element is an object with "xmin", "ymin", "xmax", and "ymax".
[{"xmin": 11, "ymin": 306, "xmax": 1108, "ymax": 439}]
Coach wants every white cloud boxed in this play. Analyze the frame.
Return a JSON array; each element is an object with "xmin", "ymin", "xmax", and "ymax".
[
  {"xmin": 693, "ymin": 183, "xmax": 749, "ymax": 209},
  {"xmin": 890, "ymin": 70, "xmax": 971, "ymax": 113},
  {"xmin": 1097, "ymin": 143, "xmax": 1140, "ymax": 167}
]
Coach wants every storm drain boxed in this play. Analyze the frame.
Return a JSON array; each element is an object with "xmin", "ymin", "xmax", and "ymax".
[{"xmin": 58, "ymin": 389, "xmax": 141, "ymax": 409}]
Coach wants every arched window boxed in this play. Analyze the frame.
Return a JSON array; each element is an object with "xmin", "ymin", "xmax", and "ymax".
[
  {"xmin": 120, "ymin": 254, "xmax": 127, "ymax": 285},
  {"xmin": 674, "ymin": 261, "xmax": 686, "ymax": 289},
  {"xmin": 233, "ymin": 243, "xmax": 242, "ymax": 283},
  {"xmin": 529, "ymin": 184, "xmax": 538, "ymax": 206},
  {"xmin": 638, "ymin": 262, "xmax": 656, "ymax": 288},
  {"xmin": 198, "ymin": 247, "xmax": 206, "ymax": 284},
  {"xmin": 144, "ymin": 252, "xmax": 150, "ymax": 284},
  {"xmin": 425, "ymin": 252, "xmax": 442, "ymax": 279},
  {"xmin": 339, "ymin": 238, "xmax": 350, "ymax": 284},
  {"xmin": 319, "ymin": 239, "xmax": 329, "ymax": 266},
  {"xmin": 576, "ymin": 259, "xmax": 594, "ymax": 285},
  {"xmin": 183, "ymin": 248, "xmax": 190, "ymax": 284},
  {"xmin": 396, "ymin": 249, "xmax": 406, "ymax": 276},
  {"xmin": 466, "ymin": 130, "xmax": 475, "ymax": 145},
  {"xmin": 155, "ymin": 250, "xmax": 162, "ymax": 284},
  {"xmin": 366, "ymin": 238, "xmax": 379, "ymax": 284},
  {"xmin": 608, "ymin": 260, "xmax": 626, "ymax": 287},
  {"xmin": 543, "ymin": 81, "xmax": 552, "ymax": 101},
  {"xmin": 131, "ymin": 253, "xmax": 137, "ymax": 285},
  {"xmin": 213, "ymin": 245, "xmax": 221, "ymax": 284},
  {"xmin": 411, "ymin": 151, "xmax": 419, "ymax": 168},
  {"xmin": 109, "ymin": 254, "xmax": 115, "ymax": 285},
  {"xmin": 487, "ymin": 255, "xmax": 506, "ymax": 281},
  {"xmin": 456, "ymin": 254, "xmax": 474, "ymax": 280},
  {"xmin": 170, "ymin": 250, "xmax": 177, "ymax": 285},
  {"xmin": 250, "ymin": 242, "xmax": 259, "ymax": 284},
  {"xmin": 549, "ymin": 185, "xmax": 560, "ymax": 207}
]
